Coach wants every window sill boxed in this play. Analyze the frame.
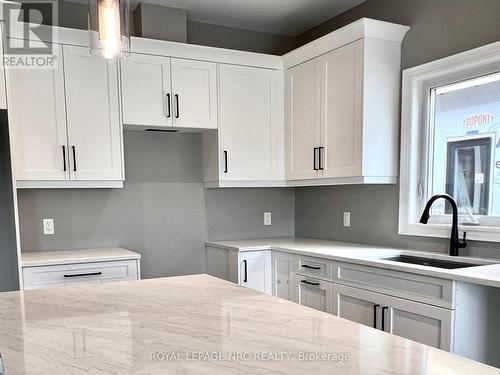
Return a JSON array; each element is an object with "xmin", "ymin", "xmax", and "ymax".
[{"xmin": 400, "ymin": 222, "xmax": 500, "ymax": 243}]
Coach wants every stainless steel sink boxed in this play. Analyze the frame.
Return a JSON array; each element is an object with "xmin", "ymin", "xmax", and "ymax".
[{"xmin": 382, "ymin": 255, "xmax": 483, "ymax": 269}]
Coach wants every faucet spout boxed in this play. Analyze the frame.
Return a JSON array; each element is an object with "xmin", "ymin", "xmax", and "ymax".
[{"xmin": 419, "ymin": 194, "xmax": 467, "ymax": 256}]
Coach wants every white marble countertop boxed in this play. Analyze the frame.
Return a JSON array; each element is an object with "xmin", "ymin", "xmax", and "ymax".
[
  {"xmin": 205, "ymin": 237, "xmax": 500, "ymax": 288},
  {"xmin": 0, "ymin": 274, "xmax": 497, "ymax": 374},
  {"xmin": 21, "ymin": 247, "xmax": 141, "ymax": 267}
]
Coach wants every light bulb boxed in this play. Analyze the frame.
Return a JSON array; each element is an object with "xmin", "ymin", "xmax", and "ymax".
[{"xmin": 97, "ymin": 0, "xmax": 121, "ymax": 59}]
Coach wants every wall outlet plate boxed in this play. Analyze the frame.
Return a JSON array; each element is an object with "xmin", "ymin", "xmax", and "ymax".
[
  {"xmin": 264, "ymin": 212, "xmax": 272, "ymax": 226},
  {"xmin": 343, "ymin": 212, "xmax": 351, "ymax": 227},
  {"xmin": 43, "ymin": 218, "xmax": 54, "ymax": 235}
]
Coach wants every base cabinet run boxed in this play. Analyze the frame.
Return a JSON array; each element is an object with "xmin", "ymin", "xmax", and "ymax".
[{"xmin": 205, "ymin": 244, "xmax": 500, "ymax": 367}]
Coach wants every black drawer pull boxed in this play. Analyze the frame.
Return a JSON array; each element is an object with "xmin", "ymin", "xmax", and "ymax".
[
  {"xmin": 318, "ymin": 146, "xmax": 324, "ymax": 170},
  {"xmin": 166, "ymin": 93, "xmax": 171, "ymax": 118},
  {"xmin": 71, "ymin": 145, "xmax": 77, "ymax": 172},
  {"xmin": 301, "ymin": 279, "xmax": 320, "ymax": 286},
  {"xmin": 302, "ymin": 264, "xmax": 321, "ymax": 270},
  {"xmin": 381, "ymin": 306, "xmax": 389, "ymax": 331},
  {"xmin": 243, "ymin": 260, "xmax": 248, "ymax": 283},
  {"xmin": 64, "ymin": 272, "xmax": 102, "ymax": 278},
  {"xmin": 175, "ymin": 94, "xmax": 180, "ymax": 118},
  {"xmin": 373, "ymin": 304, "xmax": 380, "ymax": 328},
  {"xmin": 313, "ymin": 147, "xmax": 319, "ymax": 170},
  {"xmin": 62, "ymin": 145, "xmax": 67, "ymax": 171}
]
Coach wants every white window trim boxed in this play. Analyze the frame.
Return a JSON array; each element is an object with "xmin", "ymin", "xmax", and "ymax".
[{"xmin": 399, "ymin": 40, "xmax": 500, "ymax": 243}]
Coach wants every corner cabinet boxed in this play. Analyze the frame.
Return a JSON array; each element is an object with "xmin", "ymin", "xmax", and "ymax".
[
  {"xmin": 7, "ymin": 44, "xmax": 124, "ymax": 188},
  {"xmin": 285, "ymin": 37, "xmax": 403, "ymax": 186},
  {"xmin": 121, "ymin": 54, "xmax": 217, "ymax": 130},
  {"xmin": 239, "ymin": 251, "xmax": 272, "ymax": 295},
  {"xmin": 203, "ymin": 64, "xmax": 284, "ymax": 187}
]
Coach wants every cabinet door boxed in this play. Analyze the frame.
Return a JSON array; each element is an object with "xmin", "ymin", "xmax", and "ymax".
[
  {"xmin": 272, "ymin": 252, "xmax": 295, "ymax": 301},
  {"xmin": 320, "ymin": 40, "xmax": 363, "ymax": 178},
  {"xmin": 121, "ymin": 53, "xmax": 172, "ymax": 127},
  {"xmin": 171, "ymin": 58, "xmax": 217, "ymax": 129},
  {"xmin": 6, "ymin": 43, "xmax": 68, "ymax": 181},
  {"xmin": 285, "ymin": 59, "xmax": 321, "ymax": 180},
  {"xmin": 219, "ymin": 64, "xmax": 281, "ymax": 181},
  {"xmin": 63, "ymin": 45, "xmax": 123, "ymax": 181},
  {"xmin": 240, "ymin": 251, "xmax": 272, "ymax": 295},
  {"xmin": 383, "ymin": 294, "xmax": 454, "ymax": 351},
  {"xmin": 332, "ymin": 284, "xmax": 383, "ymax": 328},
  {"xmin": 294, "ymin": 274, "xmax": 333, "ymax": 313}
]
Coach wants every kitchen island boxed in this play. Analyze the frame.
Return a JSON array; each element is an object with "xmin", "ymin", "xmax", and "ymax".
[{"xmin": 0, "ymin": 274, "xmax": 497, "ymax": 374}]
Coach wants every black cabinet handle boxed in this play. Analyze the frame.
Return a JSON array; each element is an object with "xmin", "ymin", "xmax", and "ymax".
[
  {"xmin": 381, "ymin": 306, "xmax": 389, "ymax": 331},
  {"xmin": 166, "ymin": 93, "xmax": 171, "ymax": 118},
  {"xmin": 243, "ymin": 260, "xmax": 248, "ymax": 283},
  {"xmin": 71, "ymin": 145, "xmax": 77, "ymax": 171},
  {"xmin": 373, "ymin": 304, "xmax": 380, "ymax": 328},
  {"xmin": 64, "ymin": 272, "xmax": 102, "ymax": 278},
  {"xmin": 302, "ymin": 264, "xmax": 321, "ymax": 270},
  {"xmin": 174, "ymin": 94, "xmax": 180, "ymax": 118},
  {"xmin": 62, "ymin": 145, "xmax": 67, "ymax": 172},
  {"xmin": 319, "ymin": 147, "xmax": 324, "ymax": 170},
  {"xmin": 313, "ymin": 147, "xmax": 319, "ymax": 170},
  {"xmin": 223, "ymin": 151, "xmax": 228, "ymax": 173},
  {"xmin": 300, "ymin": 279, "xmax": 320, "ymax": 286}
]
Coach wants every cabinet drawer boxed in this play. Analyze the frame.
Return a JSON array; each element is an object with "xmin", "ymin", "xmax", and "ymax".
[
  {"xmin": 294, "ymin": 274, "xmax": 333, "ymax": 314},
  {"xmin": 296, "ymin": 256, "xmax": 333, "ymax": 281},
  {"xmin": 23, "ymin": 260, "xmax": 139, "ymax": 290},
  {"xmin": 333, "ymin": 262, "xmax": 454, "ymax": 308}
]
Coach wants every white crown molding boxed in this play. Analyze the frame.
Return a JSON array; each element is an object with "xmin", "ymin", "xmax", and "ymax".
[
  {"xmin": 282, "ymin": 18, "xmax": 409, "ymax": 69},
  {"xmin": 5, "ymin": 18, "xmax": 409, "ymax": 71}
]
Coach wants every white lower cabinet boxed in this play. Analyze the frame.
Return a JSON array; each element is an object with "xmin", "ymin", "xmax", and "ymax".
[
  {"xmin": 23, "ymin": 259, "xmax": 140, "ymax": 290},
  {"xmin": 293, "ymin": 274, "xmax": 333, "ymax": 314},
  {"xmin": 383, "ymin": 293, "xmax": 454, "ymax": 351},
  {"xmin": 333, "ymin": 283, "xmax": 382, "ymax": 328},
  {"xmin": 272, "ymin": 251, "xmax": 295, "ymax": 301},
  {"xmin": 239, "ymin": 251, "xmax": 272, "ymax": 295},
  {"xmin": 331, "ymin": 283, "xmax": 453, "ymax": 351}
]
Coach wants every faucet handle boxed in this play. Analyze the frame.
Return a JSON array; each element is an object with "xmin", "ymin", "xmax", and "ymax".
[{"xmin": 459, "ymin": 231, "xmax": 467, "ymax": 248}]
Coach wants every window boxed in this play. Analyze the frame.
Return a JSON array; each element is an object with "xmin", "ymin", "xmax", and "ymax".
[{"xmin": 400, "ymin": 41, "xmax": 500, "ymax": 242}]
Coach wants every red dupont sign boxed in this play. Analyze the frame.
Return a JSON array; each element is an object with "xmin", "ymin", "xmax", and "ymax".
[{"xmin": 463, "ymin": 113, "xmax": 494, "ymax": 127}]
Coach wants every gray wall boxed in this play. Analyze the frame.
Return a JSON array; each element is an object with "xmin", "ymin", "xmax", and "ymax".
[
  {"xmin": 18, "ymin": 132, "xmax": 295, "ymax": 279},
  {"xmin": 56, "ymin": 1, "xmax": 294, "ymax": 55},
  {"xmin": 0, "ymin": 115, "xmax": 19, "ymax": 291},
  {"xmin": 294, "ymin": 0, "xmax": 500, "ymax": 258}
]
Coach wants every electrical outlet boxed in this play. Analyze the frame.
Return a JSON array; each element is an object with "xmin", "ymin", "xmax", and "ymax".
[
  {"xmin": 343, "ymin": 212, "xmax": 351, "ymax": 227},
  {"xmin": 43, "ymin": 219, "xmax": 54, "ymax": 235},
  {"xmin": 264, "ymin": 212, "xmax": 272, "ymax": 226}
]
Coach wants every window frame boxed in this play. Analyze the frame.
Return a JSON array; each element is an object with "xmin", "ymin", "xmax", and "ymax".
[{"xmin": 399, "ymin": 41, "xmax": 500, "ymax": 243}]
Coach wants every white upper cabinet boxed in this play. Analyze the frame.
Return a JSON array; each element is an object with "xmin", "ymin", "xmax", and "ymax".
[
  {"xmin": 6, "ymin": 44, "xmax": 68, "ymax": 181},
  {"xmin": 121, "ymin": 53, "xmax": 172, "ymax": 127},
  {"xmin": 284, "ymin": 24, "xmax": 407, "ymax": 186},
  {"xmin": 171, "ymin": 58, "xmax": 217, "ymax": 129},
  {"xmin": 63, "ymin": 45, "xmax": 123, "ymax": 181},
  {"xmin": 320, "ymin": 40, "xmax": 363, "ymax": 178},
  {"xmin": 217, "ymin": 64, "xmax": 283, "ymax": 182},
  {"xmin": 285, "ymin": 59, "xmax": 321, "ymax": 180},
  {"xmin": 6, "ymin": 41, "xmax": 124, "ymax": 187}
]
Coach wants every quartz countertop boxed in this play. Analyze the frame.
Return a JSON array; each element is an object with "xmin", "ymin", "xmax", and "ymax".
[
  {"xmin": 21, "ymin": 247, "xmax": 141, "ymax": 267},
  {"xmin": 0, "ymin": 274, "xmax": 497, "ymax": 374},
  {"xmin": 205, "ymin": 237, "xmax": 500, "ymax": 288}
]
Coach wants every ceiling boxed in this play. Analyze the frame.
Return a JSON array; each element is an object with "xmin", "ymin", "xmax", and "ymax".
[{"xmin": 128, "ymin": 0, "xmax": 367, "ymax": 36}]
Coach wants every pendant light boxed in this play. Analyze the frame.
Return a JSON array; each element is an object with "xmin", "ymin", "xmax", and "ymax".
[{"xmin": 88, "ymin": 0, "xmax": 130, "ymax": 59}]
